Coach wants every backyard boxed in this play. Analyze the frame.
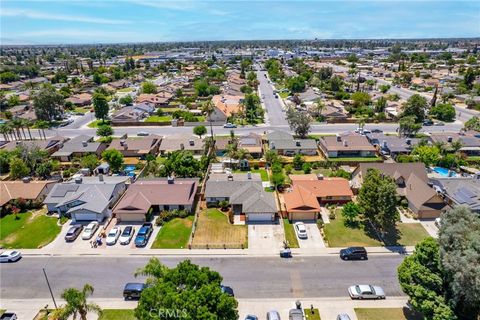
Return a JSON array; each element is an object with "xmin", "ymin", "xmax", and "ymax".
[
  {"xmin": 355, "ymin": 308, "xmax": 423, "ymax": 320},
  {"xmin": 151, "ymin": 216, "xmax": 194, "ymax": 249},
  {"xmin": 191, "ymin": 209, "xmax": 247, "ymax": 249},
  {"xmin": 0, "ymin": 210, "xmax": 61, "ymax": 249},
  {"xmin": 283, "ymin": 218, "xmax": 300, "ymax": 248},
  {"xmin": 322, "ymin": 209, "xmax": 429, "ymax": 247}
]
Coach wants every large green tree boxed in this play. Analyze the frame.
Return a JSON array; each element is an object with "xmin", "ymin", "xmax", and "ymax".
[
  {"xmin": 399, "ymin": 115, "xmax": 422, "ymax": 137},
  {"xmin": 135, "ymin": 259, "xmax": 238, "ymax": 320},
  {"xmin": 101, "ymin": 149, "xmax": 124, "ymax": 173},
  {"xmin": 52, "ymin": 284, "xmax": 102, "ymax": 320},
  {"xmin": 286, "ymin": 107, "xmax": 311, "ymax": 138},
  {"xmin": 9, "ymin": 158, "xmax": 30, "ymax": 179},
  {"xmin": 402, "ymin": 94, "xmax": 428, "ymax": 123},
  {"xmin": 92, "ymin": 93, "xmax": 109, "ymax": 122},
  {"xmin": 141, "ymin": 81, "xmax": 157, "ymax": 94},
  {"xmin": 158, "ymin": 150, "xmax": 200, "ymax": 178},
  {"xmin": 33, "ymin": 85, "xmax": 64, "ymax": 121}
]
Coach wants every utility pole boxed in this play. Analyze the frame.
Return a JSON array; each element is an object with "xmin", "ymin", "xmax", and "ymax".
[{"xmin": 43, "ymin": 268, "xmax": 58, "ymax": 309}]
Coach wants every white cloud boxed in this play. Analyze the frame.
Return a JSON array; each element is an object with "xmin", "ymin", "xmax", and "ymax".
[{"xmin": 1, "ymin": 8, "xmax": 130, "ymax": 25}]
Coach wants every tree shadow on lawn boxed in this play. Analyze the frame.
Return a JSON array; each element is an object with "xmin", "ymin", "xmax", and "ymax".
[{"xmin": 359, "ymin": 220, "xmax": 407, "ymax": 254}]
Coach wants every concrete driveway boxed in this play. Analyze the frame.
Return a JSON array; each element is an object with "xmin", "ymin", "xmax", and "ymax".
[
  {"xmin": 295, "ymin": 222, "xmax": 326, "ymax": 249},
  {"xmin": 248, "ymin": 222, "xmax": 285, "ymax": 251},
  {"xmin": 420, "ymin": 220, "xmax": 439, "ymax": 238}
]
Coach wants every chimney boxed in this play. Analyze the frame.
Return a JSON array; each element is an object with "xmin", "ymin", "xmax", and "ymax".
[
  {"xmin": 336, "ymin": 134, "xmax": 341, "ymax": 142},
  {"xmin": 82, "ymin": 141, "xmax": 88, "ymax": 147},
  {"xmin": 189, "ymin": 139, "xmax": 194, "ymax": 146},
  {"xmin": 447, "ymin": 136, "xmax": 453, "ymax": 143},
  {"xmin": 75, "ymin": 177, "xmax": 83, "ymax": 184},
  {"xmin": 180, "ymin": 143, "xmax": 185, "ymax": 150},
  {"xmin": 247, "ymin": 172, "xmax": 252, "ymax": 179},
  {"xmin": 343, "ymin": 140, "xmax": 348, "ymax": 147},
  {"xmin": 98, "ymin": 174, "xmax": 104, "ymax": 182}
]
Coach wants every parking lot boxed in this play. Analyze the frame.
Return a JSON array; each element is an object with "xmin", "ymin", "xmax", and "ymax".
[{"xmin": 248, "ymin": 222, "xmax": 285, "ymax": 251}]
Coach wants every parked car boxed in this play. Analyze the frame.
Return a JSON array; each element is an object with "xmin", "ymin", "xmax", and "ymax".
[
  {"xmin": 81, "ymin": 221, "xmax": 99, "ymax": 240},
  {"xmin": 0, "ymin": 313, "xmax": 17, "ymax": 320},
  {"xmin": 289, "ymin": 309, "xmax": 304, "ymax": 320},
  {"xmin": 119, "ymin": 226, "xmax": 135, "ymax": 245},
  {"xmin": 220, "ymin": 285, "xmax": 234, "ymax": 296},
  {"xmin": 0, "ymin": 251, "xmax": 22, "ymax": 263},
  {"xmin": 294, "ymin": 222, "xmax": 308, "ymax": 239},
  {"xmin": 423, "ymin": 119, "xmax": 434, "ymax": 126},
  {"xmin": 340, "ymin": 247, "xmax": 368, "ymax": 260},
  {"xmin": 106, "ymin": 226, "xmax": 121, "ymax": 245},
  {"xmin": 65, "ymin": 225, "xmax": 83, "ymax": 242},
  {"xmin": 135, "ymin": 223, "xmax": 153, "ymax": 247},
  {"xmin": 137, "ymin": 131, "xmax": 150, "ymax": 136},
  {"xmin": 123, "ymin": 282, "xmax": 146, "ymax": 300},
  {"xmin": 266, "ymin": 310, "xmax": 281, "ymax": 320},
  {"xmin": 336, "ymin": 314, "xmax": 352, "ymax": 320},
  {"xmin": 371, "ymin": 129, "xmax": 383, "ymax": 133},
  {"xmin": 245, "ymin": 315, "xmax": 258, "ymax": 320},
  {"xmin": 348, "ymin": 284, "xmax": 386, "ymax": 300},
  {"xmin": 280, "ymin": 248, "xmax": 292, "ymax": 258},
  {"xmin": 223, "ymin": 122, "xmax": 237, "ymax": 128},
  {"xmin": 434, "ymin": 121, "xmax": 445, "ymax": 126}
]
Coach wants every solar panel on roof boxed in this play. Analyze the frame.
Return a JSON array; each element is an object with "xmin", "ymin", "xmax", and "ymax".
[
  {"xmin": 453, "ymin": 192, "xmax": 475, "ymax": 205},
  {"xmin": 457, "ymin": 187, "xmax": 475, "ymax": 198},
  {"xmin": 51, "ymin": 184, "xmax": 79, "ymax": 197}
]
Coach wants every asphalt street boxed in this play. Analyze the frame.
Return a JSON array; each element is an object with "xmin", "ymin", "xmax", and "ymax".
[
  {"xmin": 1, "ymin": 255, "xmax": 405, "ymax": 300},
  {"xmin": 256, "ymin": 69, "xmax": 289, "ymax": 126}
]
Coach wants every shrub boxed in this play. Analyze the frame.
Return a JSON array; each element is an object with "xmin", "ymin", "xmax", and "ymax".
[
  {"xmin": 284, "ymin": 164, "xmax": 293, "ymax": 174},
  {"xmin": 253, "ymin": 163, "xmax": 259, "ymax": 170},
  {"xmin": 302, "ymin": 162, "xmax": 311, "ymax": 174},
  {"xmin": 328, "ymin": 211, "xmax": 336, "ymax": 220}
]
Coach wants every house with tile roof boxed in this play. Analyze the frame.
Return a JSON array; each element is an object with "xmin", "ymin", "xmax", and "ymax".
[
  {"xmin": 209, "ymin": 95, "xmax": 244, "ymax": 122},
  {"xmin": 318, "ymin": 133, "xmax": 376, "ymax": 158},
  {"xmin": 107, "ymin": 135, "xmax": 161, "ymax": 158},
  {"xmin": 0, "ymin": 179, "xmax": 56, "ymax": 208}
]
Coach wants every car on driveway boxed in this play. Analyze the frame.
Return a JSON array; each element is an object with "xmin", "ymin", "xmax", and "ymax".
[
  {"xmin": 119, "ymin": 226, "xmax": 135, "ymax": 245},
  {"xmin": 106, "ymin": 226, "xmax": 121, "ymax": 245},
  {"xmin": 135, "ymin": 223, "xmax": 153, "ymax": 247},
  {"xmin": 348, "ymin": 284, "xmax": 386, "ymax": 300},
  {"xmin": 65, "ymin": 225, "xmax": 83, "ymax": 242},
  {"xmin": 223, "ymin": 122, "xmax": 237, "ymax": 128},
  {"xmin": 0, "ymin": 313, "xmax": 17, "ymax": 320},
  {"xmin": 0, "ymin": 251, "xmax": 22, "ymax": 263},
  {"xmin": 81, "ymin": 221, "xmax": 99, "ymax": 240},
  {"xmin": 266, "ymin": 310, "xmax": 281, "ymax": 320},
  {"xmin": 336, "ymin": 314, "xmax": 351, "ymax": 320},
  {"xmin": 340, "ymin": 247, "xmax": 368, "ymax": 260},
  {"xmin": 289, "ymin": 309, "xmax": 304, "ymax": 320},
  {"xmin": 294, "ymin": 222, "xmax": 308, "ymax": 239},
  {"xmin": 245, "ymin": 315, "xmax": 258, "ymax": 320}
]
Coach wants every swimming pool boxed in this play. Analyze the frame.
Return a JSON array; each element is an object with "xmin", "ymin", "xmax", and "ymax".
[
  {"xmin": 124, "ymin": 165, "xmax": 136, "ymax": 172},
  {"xmin": 433, "ymin": 167, "xmax": 457, "ymax": 177}
]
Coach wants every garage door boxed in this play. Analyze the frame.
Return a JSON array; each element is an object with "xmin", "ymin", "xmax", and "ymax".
[
  {"xmin": 117, "ymin": 213, "xmax": 146, "ymax": 222},
  {"xmin": 72, "ymin": 212, "xmax": 99, "ymax": 221},
  {"xmin": 247, "ymin": 213, "xmax": 273, "ymax": 222},
  {"xmin": 289, "ymin": 211, "xmax": 317, "ymax": 221}
]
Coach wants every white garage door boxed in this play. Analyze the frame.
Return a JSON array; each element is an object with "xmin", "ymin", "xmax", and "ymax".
[
  {"xmin": 72, "ymin": 212, "xmax": 99, "ymax": 222},
  {"xmin": 247, "ymin": 213, "xmax": 273, "ymax": 222}
]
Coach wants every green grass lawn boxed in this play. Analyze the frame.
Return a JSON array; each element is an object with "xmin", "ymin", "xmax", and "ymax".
[
  {"xmin": 233, "ymin": 168, "xmax": 269, "ymax": 181},
  {"xmin": 0, "ymin": 212, "xmax": 61, "ymax": 249},
  {"xmin": 279, "ymin": 92, "xmax": 290, "ymax": 98},
  {"xmin": 323, "ymin": 209, "xmax": 429, "ymax": 247},
  {"xmin": 283, "ymin": 219, "xmax": 299, "ymax": 248},
  {"xmin": 328, "ymin": 156, "xmax": 383, "ymax": 162},
  {"xmin": 159, "ymin": 107, "xmax": 183, "ymax": 113},
  {"xmin": 73, "ymin": 106, "xmax": 91, "ymax": 114},
  {"xmin": 304, "ymin": 309, "xmax": 321, "ymax": 320},
  {"xmin": 145, "ymin": 115, "xmax": 173, "ymax": 122},
  {"xmin": 117, "ymin": 87, "xmax": 134, "ymax": 93},
  {"xmin": 355, "ymin": 308, "xmax": 423, "ymax": 320},
  {"xmin": 87, "ymin": 120, "xmax": 110, "ymax": 128},
  {"xmin": 99, "ymin": 309, "xmax": 136, "ymax": 320},
  {"xmin": 151, "ymin": 216, "xmax": 194, "ymax": 249}
]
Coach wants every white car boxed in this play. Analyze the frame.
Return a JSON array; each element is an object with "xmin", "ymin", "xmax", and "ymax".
[
  {"xmin": 106, "ymin": 226, "xmax": 121, "ymax": 245},
  {"xmin": 81, "ymin": 221, "xmax": 99, "ymax": 240},
  {"xmin": 348, "ymin": 284, "xmax": 386, "ymax": 300},
  {"xmin": 0, "ymin": 250, "xmax": 22, "ymax": 263},
  {"xmin": 119, "ymin": 226, "xmax": 135, "ymax": 245},
  {"xmin": 294, "ymin": 222, "xmax": 308, "ymax": 239},
  {"xmin": 223, "ymin": 123, "xmax": 237, "ymax": 128}
]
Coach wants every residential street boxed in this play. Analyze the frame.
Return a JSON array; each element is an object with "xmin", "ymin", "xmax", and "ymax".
[
  {"xmin": 256, "ymin": 69, "xmax": 289, "ymax": 126},
  {"xmin": 1, "ymin": 255, "xmax": 405, "ymax": 300}
]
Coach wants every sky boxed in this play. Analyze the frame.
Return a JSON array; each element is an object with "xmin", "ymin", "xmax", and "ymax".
[{"xmin": 1, "ymin": 0, "xmax": 479, "ymax": 45}]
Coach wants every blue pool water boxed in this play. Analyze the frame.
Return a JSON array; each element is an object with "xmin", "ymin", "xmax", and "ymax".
[
  {"xmin": 433, "ymin": 167, "xmax": 457, "ymax": 177},
  {"xmin": 124, "ymin": 165, "xmax": 135, "ymax": 172}
]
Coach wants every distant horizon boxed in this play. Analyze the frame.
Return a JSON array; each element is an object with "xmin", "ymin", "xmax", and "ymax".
[{"xmin": 1, "ymin": 1, "xmax": 479, "ymax": 45}]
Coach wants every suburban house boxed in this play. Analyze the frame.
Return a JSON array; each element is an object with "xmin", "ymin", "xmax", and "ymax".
[
  {"xmin": 366, "ymin": 133, "xmax": 420, "ymax": 159},
  {"xmin": 319, "ymin": 103, "xmax": 348, "ymax": 121},
  {"xmin": 205, "ymin": 172, "xmax": 277, "ymax": 222},
  {"xmin": 113, "ymin": 178, "xmax": 199, "ymax": 222},
  {"xmin": 283, "ymin": 174, "xmax": 353, "ymax": 221},
  {"xmin": 431, "ymin": 177, "xmax": 480, "ymax": 214},
  {"xmin": 107, "ymin": 135, "xmax": 161, "ymax": 158},
  {"xmin": 51, "ymin": 135, "xmax": 107, "ymax": 161},
  {"xmin": 65, "ymin": 93, "xmax": 92, "ymax": 106},
  {"xmin": 318, "ymin": 133, "xmax": 377, "ymax": 158},
  {"xmin": 429, "ymin": 132, "xmax": 480, "ymax": 157},
  {"xmin": 351, "ymin": 163, "xmax": 448, "ymax": 218},
  {"xmin": 44, "ymin": 175, "xmax": 128, "ymax": 222},
  {"xmin": 0, "ymin": 179, "xmax": 56, "ymax": 208},
  {"xmin": 239, "ymin": 133, "xmax": 263, "ymax": 158},
  {"xmin": 1, "ymin": 136, "xmax": 67, "ymax": 155},
  {"xmin": 111, "ymin": 103, "xmax": 155, "ymax": 124},
  {"xmin": 266, "ymin": 131, "xmax": 318, "ymax": 156},
  {"xmin": 159, "ymin": 135, "xmax": 204, "ymax": 156},
  {"xmin": 209, "ymin": 95, "xmax": 244, "ymax": 122},
  {"xmin": 136, "ymin": 92, "xmax": 173, "ymax": 107}
]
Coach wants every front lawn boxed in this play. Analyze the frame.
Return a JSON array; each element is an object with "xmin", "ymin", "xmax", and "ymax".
[
  {"xmin": 279, "ymin": 92, "xmax": 290, "ymax": 99},
  {"xmin": 323, "ymin": 209, "xmax": 429, "ymax": 247},
  {"xmin": 283, "ymin": 219, "xmax": 299, "ymax": 248},
  {"xmin": 87, "ymin": 120, "xmax": 111, "ymax": 128},
  {"xmin": 304, "ymin": 308, "xmax": 321, "ymax": 320},
  {"xmin": 191, "ymin": 209, "xmax": 247, "ymax": 249},
  {"xmin": 328, "ymin": 156, "xmax": 383, "ymax": 162},
  {"xmin": 73, "ymin": 107, "xmax": 91, "ymax": 114},
  {"xmin": 145, "ymin": 115, "xmax": 172, "ymax": 122},
  {"xmin": 355, "ymin": 308, "xmax": 423, "ymax": 320},
  {"xmin": 151, "ymin": 216, "xmax": 194, "ymax": 249},
  {"xmin": 0, "ymin": 211, "xmax": 61, "ymax": 249},
  {"xmin": 99, "ymin": 309, "xmax": 136, "ymax": 320}
]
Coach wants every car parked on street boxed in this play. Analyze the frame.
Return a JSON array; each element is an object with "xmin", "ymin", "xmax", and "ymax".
[
  {"xmin": 123, "ymin": 282, "xmax": 146, "ymax": 300},
  {"xmin": 81, "ymin": 221, "xmax": 99, "ymax": 240},
  {"xmin": 137, "ymin": 131, "xmax": 150, "ymax": 136},
  {"xmin": 0, "ymin": 313, "xmax": 17, "ymax": 320},
  {"xmin": 0, "ymin": 251, "xmax": 22, "ymax": 263},
  {"xmin": 223, "ymin": 122, "xmax": 237, "ymax": 128},
  {"xmin": 294, "ymin": 222, "xmax": 308, "ymax": 239},
  {"xmin": 266, "ymin": 310, "xmax": 281, "ymax": 320},
  {"xmin": 371, "ymin": 129, "xmax": 383, "ymax": 133},
  {"xmin": 135, "ymin": 223, "xmax": 153, "ymax": 247},
  {"xmin": 65, "ymin": 225, "xmax": 83, "ymax": 242},
  {"xmin": 220, "ymin": 285, "xmax": 234, "ymax": 296},
  {"xmin": 106, "ymin": 226, "xmax": 121, "ymax": 245},
  {"xmin": 119, "ymin": 226, "xmax": 135, "ymax": 245},
  {"xmin": 340, "ymin": 247, "xmax": 368, "ymax": 260},
  {"xmin": 348, "ymin": 284, "xmax": 386, "ymax": 299}
]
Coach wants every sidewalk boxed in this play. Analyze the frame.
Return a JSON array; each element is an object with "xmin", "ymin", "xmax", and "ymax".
[{"xmin": 0, "ymin": 297, "xmax": 409, "ymax": 320}]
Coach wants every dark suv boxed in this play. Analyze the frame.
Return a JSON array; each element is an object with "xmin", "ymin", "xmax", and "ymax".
[
  {"xmin": 123, "ymin": 283, "xmax": 146, "ymax": 300},
  {"xmin": 134, "ymin": 223, "xmax": 153, "ymax": 247},
  {"xmin": 340, "ymin": 247, "xmax": 368, "ymax": 260}
]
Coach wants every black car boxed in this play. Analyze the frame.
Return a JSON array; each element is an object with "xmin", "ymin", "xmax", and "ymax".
[
  {"xmin": 134, "ymin": 223, "xmax": 153, "ymax": 247},
  {"xmin": 220, "ymin": 285, "xmax": 234, "ymax": 297},
  {"xmin": 371, "ymin": 129, "xmax": 383, "ymax": 133},
  {"xmin": 123, "ymin": 283, "xmax": 146, "ymax": 300},
  {"xmin": 423, "ymin": 119, "xmax": 434, "ymax": 126},
  {"xmin": 65, "ymin": 224, "xmax": 83, "ymax": 242},
  {"xmin": 340, "ymin": 247, "xmax": 368, "ymax": 260}
]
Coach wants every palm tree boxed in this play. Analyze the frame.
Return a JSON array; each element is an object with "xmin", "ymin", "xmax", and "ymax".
[
  {"xmin": 201, "ymin": 99, "xmax": 215, "ymax": 140},
  {"xmin": 56, "ymin": 284, "xmax": 102, "ymax": 320},
  {"xmin": 0, "ymin": 124, "xmax": 10, "ymax": 141},
  {"xmin": 23, "ymin": 119, "xmax": 33, "ymax": 140},
  {"xmin": 11, "ymin": 118, "xmax": 24, "ymax": 140},
  {"xmin": 451, "ymin": 139, "xmax": 463, "ymax": 154},
  {"xmin": 6, "ymin": 123, "xmax": 17, "ymax": 140},
  {"xmin": 36, "ymin": 120, "xmax": 49, "ymax": 140}
]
